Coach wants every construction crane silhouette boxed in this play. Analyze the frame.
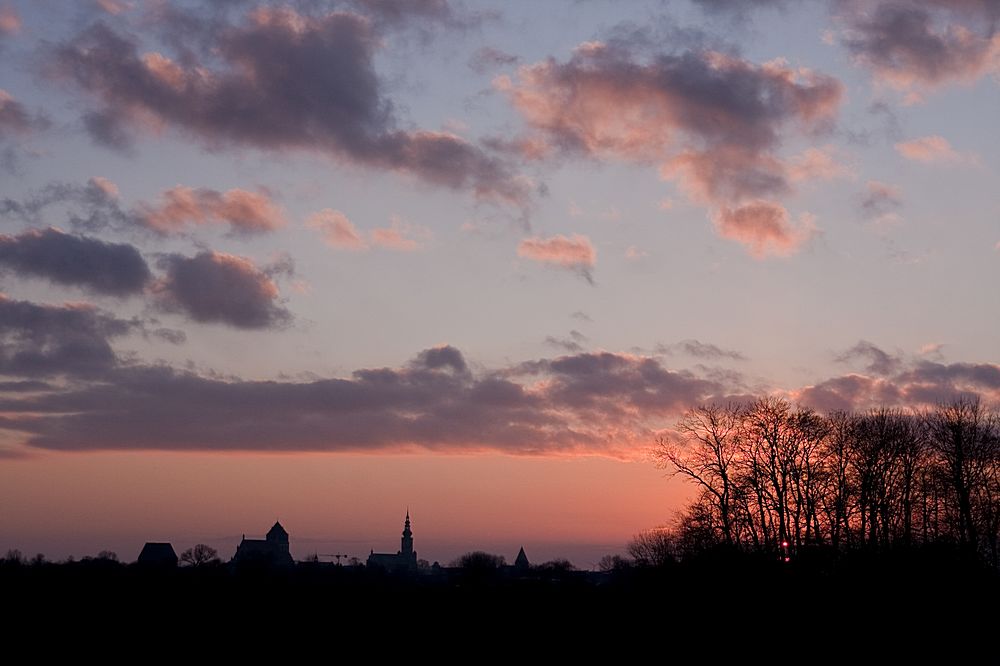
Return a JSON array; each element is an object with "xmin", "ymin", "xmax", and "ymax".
[{"xmin": 318, "ymin": 553, "xmax": 351, "ymax": 565}]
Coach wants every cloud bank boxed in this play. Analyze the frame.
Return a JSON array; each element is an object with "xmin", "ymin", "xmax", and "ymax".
[
  {"xmin": 48, "ymin": 7, "xmax": 529, "ymax": 206},
  {"xmin": 497, "ymin": 37, "xmax": 842, "ymax": 256}
]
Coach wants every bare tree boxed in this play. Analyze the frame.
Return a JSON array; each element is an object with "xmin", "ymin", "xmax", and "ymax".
[
  {"xmin": 179, "ymin": 544, "xmax": 220, "ymax": 567},
  {"xmin": 655, "ymin": 403, "xmax": 743, "ymax": 546},
  {"xmin": 925, "ymin": 396, "xmax": 1000, "ymax": 553},
  {"xmin": 626, "ymin": 528, "xmax": 676, "ymax": 566}
]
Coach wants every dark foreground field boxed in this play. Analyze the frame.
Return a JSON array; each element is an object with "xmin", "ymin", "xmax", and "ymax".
[{"xmin": 3, "ymin": 547, "xmax": 998, "ymax": 655}]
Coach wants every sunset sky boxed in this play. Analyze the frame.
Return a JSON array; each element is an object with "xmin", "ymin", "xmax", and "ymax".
[{"xmin": 1, "ymin": 0, "xmax": 998, "ymax": 567}]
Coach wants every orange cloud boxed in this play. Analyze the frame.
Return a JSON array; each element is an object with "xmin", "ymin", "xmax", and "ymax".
[
  {"xmin": 306, "ymin": 212, "xmax": 430, "ymax": 252},
  {"xmin": 895, "ymin": 135, "xmax": 965, "ymax": 163},
  {"xmin": 139, "ymin": 187, "xmax": 286, "ymax": 235},
  {"xmin": 370, "ymin": 217, "xmax": 429, "ymax": 252},
  {"xmin": 712, "ymin": 200, "xmax": 815, "ymax": 258},
  {"xmin": 95, "ymin": 0, "xmax": 130, "ymax": 15},
  {"xmin": 518, "ymin": 234, "xmax": 596, "ymax": 282},
  {"xmin": 0, "ymin": 5, "xmax": 20, "ymax": 35},
  {"xmin": 89, "ymin": 176, "xmax": 119, "ymax": 199},
  {"xmin": 787, "ymin": 146, "xmax": 852, "ymax": 182},
  {"xmin": 306, "ymin": 209, "xmax": 367, "ymax": 251}
]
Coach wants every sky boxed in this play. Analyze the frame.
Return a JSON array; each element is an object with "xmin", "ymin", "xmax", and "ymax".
[{"xmin": 0, "ymin": 0, "xmax": 999, "ymax": 567}]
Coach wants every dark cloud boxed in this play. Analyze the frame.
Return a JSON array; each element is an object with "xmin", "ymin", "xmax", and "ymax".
[
  {"xmin": 412, "ymin": 344, "xmax": 468, "ymax": 374},
  {"xmin": 82, "ymin": 110, "xmax": 136, "ymax": 154},
  {"xmin": 0, "ymin": 295, "xmax": 136, "ymax": 379},
  {"xmin": 0, "ymin": 380, "xmax": 53, "ymax": 392},
  {"xmin": 860, "ymin": 180, "xmax": 902, "ymax": 217},
  {"xmin": 0, "ymin": 90, "xmax": 48, "ymax": 138},
  {"xmin": 153, "ymin": 251, "xmax": 291, "ymax": 330},
  {"xmin": 692, "ymin": 0, "xmax": 790, "ymax": 19},
  {"xmin": 834, "ymin": 340, "xmax": 902, "ymax": 376},
  {"xmin": 839, "ymin": 1, "xmax": 1000, "ymax": 93},
  {"xmin": 867, "ymin": 100, "xmax": 903, "ymax": 141},
  {"xmin": 513, "ymin": 351, "xmax": 725, "ymax": 422},
  {"xmin": 795, "ymin": 374, "xmax": 902, "ymax": 413},
  {"xmin": 468, "ymin": 46, "xmax": 519, "ymax": 73},
  {"xmin": 349, "ymin": 0, "xmax": 487, "ymax": 30},
  {"xmin": 0, "ymin": 347, "xmax": 728, "ymax": 455},
  {"xmin": 149, "ymin": 327, "xmax": 186, "ymax": 345},
  {"xmin": 897, "ymin": 360, "xmax": 1000, "ymax": 391},
  {"xmin": 2, "ymin": 326, "xmax": 998, "ymax": 455},
  {"xmin": 0, "ymin": 227, "xmax": 151, "ymax": 296},
  {"xmin": 657, "ymin": 339, "xmax": 747, "ymax": 361},
  {"xmin": 0, "ymin": 177, "xmax": 133, "ymax": 233},
  {"xmin": 545, "ymin": 330, "xmax": 588, "ymax": 353},
  {"xmin": 570, "ymin": 311, "xmax": 592, "ymax": 323},
  {"xmin": 0, "ymin": 89, "xmax": 49, "ymax": 168},
  {"xmin": 47, "ymin": 9, "xmax": 528, "ymax": 207},
  {"xmin": 797, "ymin": 342, "xmax": 1000, "ymax": 412},
  {"xmin": 796, "ymin": 358, "xmax": 1000, "ymax": 413},
  {"xmin": 2, "ymin": 178, "xmax": 287, "ymax": 238}
]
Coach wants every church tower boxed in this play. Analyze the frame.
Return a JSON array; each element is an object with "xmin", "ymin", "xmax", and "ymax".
[
  {"xmin": 266, "ymin": 520, "xmax": 290, "ymax": 555},
  {"xmin": 400, "ymin": 510, "xmax": 414, "ymax": 560}
]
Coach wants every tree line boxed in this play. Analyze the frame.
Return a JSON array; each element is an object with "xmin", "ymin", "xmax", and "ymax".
[{"xmin": 647, "ymin": 395, "xmax": 1000, "ymax": 566}]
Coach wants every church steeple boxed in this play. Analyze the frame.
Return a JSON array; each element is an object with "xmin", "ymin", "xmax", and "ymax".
[{"xmin": 400, "ymin": 509, "xmax": 414, "ymax": 558}]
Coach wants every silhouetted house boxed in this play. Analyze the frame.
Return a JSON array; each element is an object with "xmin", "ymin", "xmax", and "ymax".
[
  {"xmin": 367, "ymin": 511, "xmax": 417, "ymax": 573},
  {"xmin": 232, "ymin": 521, "xmax": 294, "ymax": 567},
  {"xmin": 513, "ymin": 546, "xmax": 530, "ymax": 571},
  {"xmin": 137, "ymin": 542, "xmax": 178, "ymax": 567}
]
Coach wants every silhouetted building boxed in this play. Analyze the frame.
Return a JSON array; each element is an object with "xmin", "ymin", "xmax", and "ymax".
[
  {"xmin": 137, "ymin": 542, "xmax": 178, "ymax": 567},
  {"xmin": 367, "ymin": 511, "xmax": 417, "ymax": 573},
  {"xmin": 232, "ymin": 521, "xmax": 294, "ymax": 567},
  {"xmin": 514, "ymin": 546, "xmax": 530, "ymax": 570}
]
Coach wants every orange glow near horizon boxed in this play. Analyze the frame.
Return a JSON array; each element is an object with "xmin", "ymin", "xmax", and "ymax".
[{"xmin": 0, "ymin": 451, "xmax": 691, "ymax": 567}]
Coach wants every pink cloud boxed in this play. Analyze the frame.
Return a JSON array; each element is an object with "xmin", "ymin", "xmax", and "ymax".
[
  {"xmin": 139, "ymin": 187, "xmax": 286, "ymax": 235},
  {"xmin": 306, "ymin": 209, "xmax": 367, "ymax": 251},
  {"xmin": 497, "ymin": 43, "xmax": 842, "ymax": 209},
  {"xmin": 0, "ymin": 5, "xmax": 20, "ymax": 35},
  {"xmin": 95, "ymin": 0, "xmax": 130, "ymax": 16},
  {"xmin": 895, "ymin": 135, "xmax": 965, "ymax": 163},
  {"xmin": 370, "ymin": 216, "xmax": 430, "ymax": 252},
  {"xmin": 306, "ymin": 211, "xmax": 430, "ymax": 252},
  {"xmin": 89, "ymin": 176, "xmax": 119, "ymax": 199},
  {"xmin": 624, "ymin": 246, "xmax": 647, "ymax": 261},
  {"xmin": 840, "ymin": 1, "xmax": 1000, "ymax": 95},
  {"xmin": 518, "ymin": 234, "xmax": 596, "ymax": 282},
  {"xmin": 712, "ymin": 200, "xmax": 815, "ymax": 258},
  {"xmin": 787, "ymin": 146, "xmax": 852, "ymax": 182}
]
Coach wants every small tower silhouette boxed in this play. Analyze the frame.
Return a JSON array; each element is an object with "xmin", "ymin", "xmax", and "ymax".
[
  {"xmin": 400, "ymin": 510, "xmax": 414, "ymax": 558},
  {"xmin": 514, "ymin": 546, "xmax": 530, "ymax": 570}
]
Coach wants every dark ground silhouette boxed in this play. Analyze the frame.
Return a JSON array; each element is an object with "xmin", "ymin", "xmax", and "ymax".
[{"xmin": 2, "ymin": 546, "xmax": 996, "ymax": 653}]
